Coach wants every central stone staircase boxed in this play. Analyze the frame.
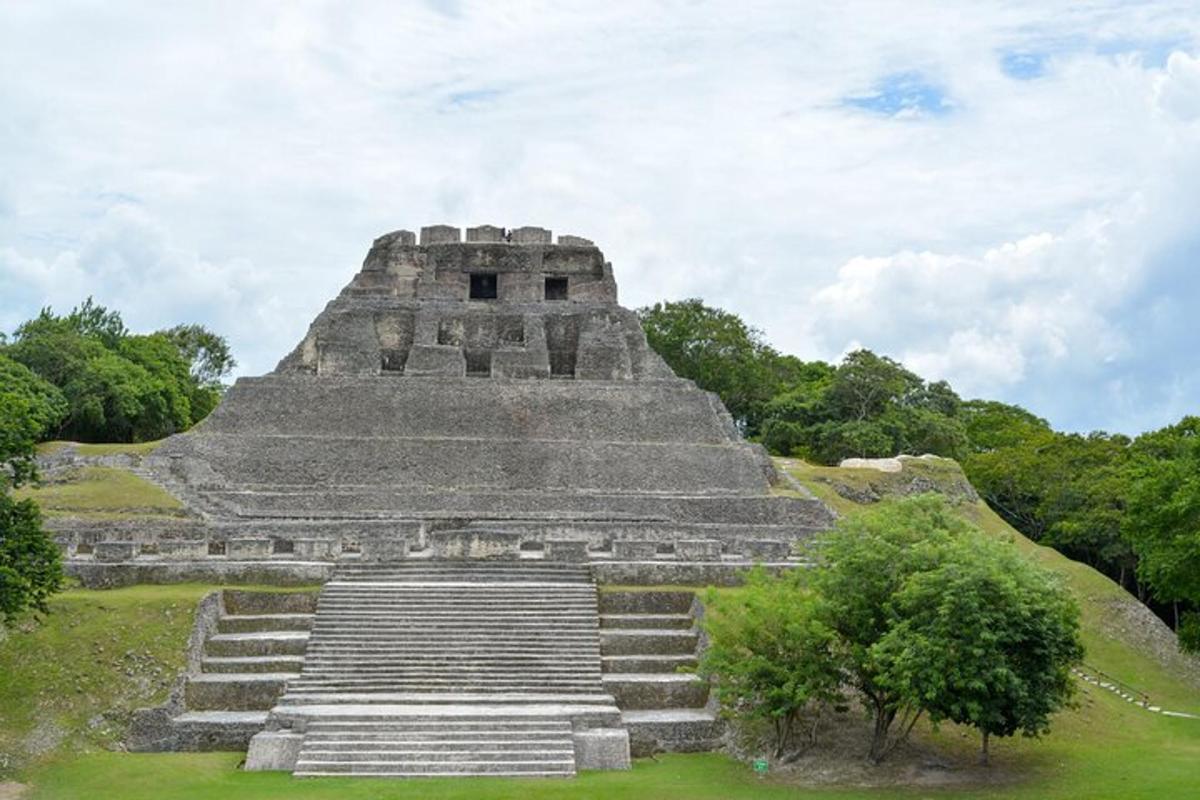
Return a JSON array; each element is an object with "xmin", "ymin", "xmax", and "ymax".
[{"xmin": 259, "ymin": 560, "xmax": 626, "ymax": 777}]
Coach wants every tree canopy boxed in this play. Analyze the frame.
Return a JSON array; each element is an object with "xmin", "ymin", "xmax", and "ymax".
[{"xmin": 1, "ymin": 299, "xmax": 233, "ymax": 443}]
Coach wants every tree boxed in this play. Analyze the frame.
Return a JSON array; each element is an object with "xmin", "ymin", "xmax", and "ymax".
[
  {"xmin": 161, "ymin": 323, "xmax": 236, "ymax": 386},
  {"xmin": 873, "ymin": 533, "xmax": 1083, "ymax": 765},
  {"xmin": 0, "ymin": 355, "xmax": 68, "ymax": 486},
  {"xmin": 5, "ymin": 300, "xmax": 232, "ymax": 442},
  {"xmin": 0, "ymin": 358, "xmax": 65, "ymax": 623},
  {"xmin": 699, "ymin": 567, "xmax": 842, "ymax": 758},
  {"xmin": 1123, "ymin": 425, "xmax": 1200, "ymax": 651},
  {"xmin": 810, "ymin": 495, "xmax": 975, "ymax": 762},
  {"xmin": 638, "ymin": 299, "xmax": 790, "ymax": 435},
  {"xmin": 960, "ymin": 399, "xmax": 1051, "ymax": 453},
  {"xmin": 0, "ymin": 493, "xmax": 64, "ymax": 622}
]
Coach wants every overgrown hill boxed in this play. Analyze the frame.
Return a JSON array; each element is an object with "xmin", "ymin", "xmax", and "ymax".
[{"xmin": 778, "ymin": 455, "xmax": 1200, "ymax": 707}]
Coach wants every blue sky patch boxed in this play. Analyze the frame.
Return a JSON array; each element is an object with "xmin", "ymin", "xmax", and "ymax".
[
  {"xmin": 442, "ymin": 88, "xmax": 504, "ymax": 112},
  {"xmin": 843, "ymin": 72, "xmax": 952, "ymax": 118},
  {"xmin": 1000, "ymin": 51, "xmax": 1047, "ymax": 80}
]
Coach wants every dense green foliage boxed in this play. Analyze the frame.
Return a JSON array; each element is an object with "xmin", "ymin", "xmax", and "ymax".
[
  {"xmin": 1123, "ymin": 419, "xmax": 1200, "ymax": 652},
  {"xmin": 0, "ymin": 356, "xmax": 65, "ymax": 622},
  {"xmin": 701, "ymin": 496, "xmax": 1083, "ymax": 764},
  {"xmin": 699, "ymin": 568, "xmax": 841, "ymax": 756},
  {"xmin": 640, "ymin": 298, "xmax": 1198, "ymax": 643},
  {"xmin": 0, "ymin": 493, "xmax": 63, "ymax": 622},
  {"xmin": 0, "ymin": 299, "xmax": 234, "ymax": 443}
]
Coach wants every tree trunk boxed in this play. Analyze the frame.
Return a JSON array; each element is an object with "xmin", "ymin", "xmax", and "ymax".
[
  {"xmin": 869, "ymin": 706, "xmax": 897, "ymax": 764},
  {"xmin": 980, "ymin": 731, "xmax": 990, "ymax": 767}
]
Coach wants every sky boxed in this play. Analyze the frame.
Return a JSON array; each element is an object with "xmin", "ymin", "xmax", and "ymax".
[{"xmin": 1, "ymin": 1, "xmax": 1198, "ymax": 435}]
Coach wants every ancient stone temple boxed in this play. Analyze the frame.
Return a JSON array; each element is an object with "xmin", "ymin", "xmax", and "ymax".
[{"xmin": 84, "ymin": 225, "xmax": 836, "ymax": 777}]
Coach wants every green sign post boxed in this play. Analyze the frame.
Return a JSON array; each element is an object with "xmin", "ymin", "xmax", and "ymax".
[{"xmin": 753, "ymin": 758, "xmax": 769, "ymax": 777}]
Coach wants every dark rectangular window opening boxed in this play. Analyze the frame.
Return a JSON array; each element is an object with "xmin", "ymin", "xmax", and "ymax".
[
  {"xmin": 469, "ymin": 272, "xmax": 498, "ymax": 300},
  {"xmin": 208, "ymin": 541, "xmax": 226, "ymax": 556},
  {"xmin": 465, "ymin": 350, "xmax": 492, "ymax": 377},
  {"xmin": 549, "ymin": 351, "xmax": 576, "ymax": 378},
  {"xmin": 544, "ymin": 276, "xmax": 569, "ymax": 301}
]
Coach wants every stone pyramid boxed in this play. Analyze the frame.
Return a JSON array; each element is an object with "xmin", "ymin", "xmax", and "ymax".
[{"xmin": 148, "ymin": 224, "xmax": 833, "ymax": 563}]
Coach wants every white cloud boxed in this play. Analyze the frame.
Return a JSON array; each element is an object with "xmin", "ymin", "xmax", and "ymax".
[{"xmin": 1, "ymin": 1, "xmax": 1198, "ymax": 433}]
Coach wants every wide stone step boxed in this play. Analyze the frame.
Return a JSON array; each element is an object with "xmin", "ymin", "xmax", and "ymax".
[
  {"xmin": 217, "ymin": 614, "xmax": 315, "ymax": 633},
  {"xmin": 599, "ymin": 630, "xmax": 698, "ymax": 656},
  {"xmin": 205, "ymin": 632, "xmax": 309, "ymax": 657},
  {"xmin": 303, "ymin": 734, "xmax": 570, "ymax": 746},
  {"xmin": 278, "ymin": 691, "xmax": 615, "ymax": 705},
  {"xmin": 600, "ymin": 614, "xmax": 693, "ymax": 630},
  {"xmin": 603, "ymin": 674, "xmax": 710, "ymax": 710},
  {"xmin": 184, "ymin": 674, "xmax": 292, "ymax": 711},
  {"xmin": 293, "ymin": 763, "xmax": 575, "ymax": 777},
  {"xmin": 299, "ymin": 749, "xmax": 574, "ymax": 763},
  {"xmin": 202, "ymin": 655, "xmax": 305, "ymax": 674}
]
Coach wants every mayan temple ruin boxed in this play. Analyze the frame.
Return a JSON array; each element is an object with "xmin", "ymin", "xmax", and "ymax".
[{"xmin": 60, "ymin": 225, "xmax": 836, "ymax": 777}]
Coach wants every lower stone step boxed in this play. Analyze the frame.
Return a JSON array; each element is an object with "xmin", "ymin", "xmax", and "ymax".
[
  {"xmin": 622, "ymin": 709, "xmax": 724, "ymax": 757},
  {"xmin": 599, "ymin": 629, "xmax": 699, "ymax": 656},
  {"xmin": 184, "ymin": 674, "xmax": 293, "ymax": 711},
  {"xmin": 205, "ymin": 631, "xmax": 309, "ymax": 657}
]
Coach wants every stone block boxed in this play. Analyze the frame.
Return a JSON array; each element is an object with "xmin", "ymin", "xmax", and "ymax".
[
  {"xmin": 429, "ymin": 529, "xmax": 521, "ymax": 559},
  {"xmin": 419, "ymin": 224, "xmax": 461, "ymax": 244},
  {"xmin": 158, "ymin": 540, "xmax": 209, "ymax": 559},
  {"xmin": 574, "ymin": 728, "xmax": 631, "ymax": 771},
  {"xmin": 293, "ymin": 538, "xmax": 338, "ymax": 561},
  {"xmin": 491, "ymin": 348, "xmax": 550, "ymax": 379},
  {"xmin": 613, "ymin": 540, "xmax": 659, "ymax": 560},
  {"xmin": 740, "ymin": 539, "xmax": 791, "ymax": 560},
  {"xmin": 95, "ymin": 541, "xmax": 138, "ymax": 562},
  {"xmin": 510, "ymin": 226, "xmax": 552, "ymax": 244},
  {"xmin": 545, "ymin": 538, "xmax": 589, "ymax": 562},
  {"xmin": 466, "ymin": 225, "xmax": 506, "ymax": 242},
  {"xmin": 675, "ymin": 539, "xmax": 722, "ymax": 561},
  {"xmin": 227, "ymin": 537, "xmax": 272, "ymax": 560},
  {"xmin": 360, "ymin": 536, "xmax": 410, "ymax": 561},
  {"xmin": 557, "ymin": 234, "xmax": 594, "ymax": 246},
  {"xmin": 403, "ymin": 344, "xmax": 466, "ymax": 377},
  {"xmin": 245, "ymin": 730, "xmax": 304, "ymax": 771}
]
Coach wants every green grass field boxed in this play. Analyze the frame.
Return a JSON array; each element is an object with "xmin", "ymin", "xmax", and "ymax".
[{"xmin": 2, "ymin": 458, "xmax": 1198, "ymax": 798}]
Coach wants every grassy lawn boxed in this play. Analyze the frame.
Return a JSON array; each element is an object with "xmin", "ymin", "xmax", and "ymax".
[{"xmin": 14, "ymin": 466, "xmax": 186, "ymax": 519}]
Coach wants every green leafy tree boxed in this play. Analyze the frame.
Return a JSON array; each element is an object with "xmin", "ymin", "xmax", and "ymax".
[
  {"xmin": 810, "ymin": 495, "xmax": 974, "ymax": 762},
  {"xmin": 638, "ymin": 299, "xmax": 791, "ymax": 435},
  {"xmin": 0, "ymin": 355, "xmax": 68, "ymax": 486},
  {"xmin": 700, "ymin": 567, "xmax": 842, "ymax": 758},
  {"xmin": 0, "ymin": 493, "xmax": 64, "ymax": 622},
  {"xmin": 873, "ymin": 533, "xmax": 1083, "ymax": 765},
  {"xmin": 1123, "ymin": 423, "xmax": 1200, "ymax": 651},
  {"xmin": 960, "ymin": 400, "xmax": 1052, "ymax": 452},
  {"xmin": 6, "ymin": 300, "xmax": 232, "ymax": 442}
]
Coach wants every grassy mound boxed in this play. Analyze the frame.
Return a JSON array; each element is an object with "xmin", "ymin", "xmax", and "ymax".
[{"xmin": 14, "ymin": 466, "xmax": 186, "ymax": 520}]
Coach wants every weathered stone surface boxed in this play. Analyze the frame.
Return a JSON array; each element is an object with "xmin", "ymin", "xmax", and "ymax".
[
  {"xmin": 839, "ymin": 456, "xmax": 903, "ymax": 472},
  {"xmin": 674, "ymin": 539, "xmax": 722, "ymax": 561},
  {"xmin": 359, "ymin": 535, "xmax": 409, "ymax": 561},
  {"xmin": 545, "ymin": 538, "xmax": 589, "ymax": 562},
  {"xmin": 95, "ymin": 541, "xmax": 138, "ymax": 561},
  {"xmin": 227, "ymin": 538, "xmax": 272, "ymax": 560},
  {"xmin": 612, "ymin": 540, "xmax": 658, "ymax": 560},
  {"xmin": 158, "ymin": 540, "xmax": 209, "ymax": 559},
  {"xmin": 419, "ymin": 224, "xmax": 461, "ymax": 244},
  {"xmin": 465, "ymin": 224, "xmax": 506, "ymax": 243},
  {"xmin": 428, "ymin": 529, "xmax": 520, "ymax": 559},
  {"xmin": 573, "ymin": 728, "xmax": 631, "ymax": 770},
  {"xmin": 292, "ymin": 538, "xmax": 338, "ymax": 561},
  {"xmin": 245, "ymin": 731, "xmax": 304, "ymax": 771},
  {"xmin": 510, "ymin": 226, "xmax": 552, "ymax": 244}
]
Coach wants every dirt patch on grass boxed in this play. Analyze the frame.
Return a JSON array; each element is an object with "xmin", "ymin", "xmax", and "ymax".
[
  {"xmin": 729, "ymin": 710, "xmax": 1027, "ymax": 791},
  {"xmin": 0, "ymin": 782, "xmax": 28, "ymax": 799}
]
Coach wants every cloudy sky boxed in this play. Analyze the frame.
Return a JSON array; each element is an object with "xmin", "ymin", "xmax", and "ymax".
[{"xmin": 2, "ymin": 1, "xmax": 1198, "ymax": 434}]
